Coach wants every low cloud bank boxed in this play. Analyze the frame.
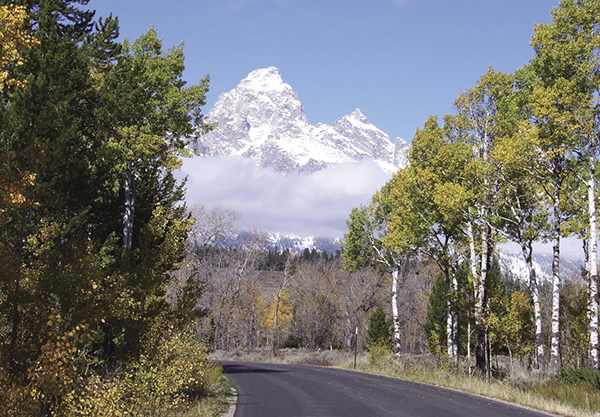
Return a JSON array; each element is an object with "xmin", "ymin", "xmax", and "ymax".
[{"xmin": 177, "ymin": 156, "xmax": 392, "ymax": 238}]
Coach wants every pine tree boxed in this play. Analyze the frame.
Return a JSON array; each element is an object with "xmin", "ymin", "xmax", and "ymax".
[{"xmin": 367, "ymin": 306, "xmax": 392, "ymax": 350}]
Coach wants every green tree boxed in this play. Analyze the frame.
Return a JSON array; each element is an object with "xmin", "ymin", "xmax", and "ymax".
[
  {"xmin": 529, "ymin": 0, "xmax": 600, "ymax": 372},
  {"xmin": 491, "ymin": 109, "xmax": 549, "ymax": 369},
  {"xmin": 0, "ymin": 0, "xmax": 121, "ymax": 380},
  {"xmin": 97, "ymin": 27, "xmax": 211, "ymax": 252},
  {"xmin": 0, "ymin": 2, "xmax": 212, "ymax": 412},
  {"xmin": 367, "ymin": 306, "xmax": 392, "ymax": 350},
  {"xmin": 342, "ymin": 183, "xmax": 413, "ymax": 354},
  {"xmin": 386, "ymin": 116, "xmax": 473, "ymax": 365},
  {"xmin": 451, "ymin": 67, "xmax": 521, "ymax": 374}
]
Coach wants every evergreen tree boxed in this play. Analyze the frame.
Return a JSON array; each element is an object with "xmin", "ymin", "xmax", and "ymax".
[
  {"xmin": 0, "ymin": 2, "xmax": 211, "ymax": 411},
  {"xmin": 367, "ymin": 306, "xmax": 392, "ymax": 350}
]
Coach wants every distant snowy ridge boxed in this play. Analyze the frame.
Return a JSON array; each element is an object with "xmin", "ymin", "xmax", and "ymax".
[
  {"xmin": 266, "ymin": 233, "xmax": 341, "ymax": 254},
  {"xmin": 498, "ymin": 251, "xmax": 583, "ymax": 283},
  {"xmin": 195, "ymin": 67, "xmax": 409, "ymax": 174}
]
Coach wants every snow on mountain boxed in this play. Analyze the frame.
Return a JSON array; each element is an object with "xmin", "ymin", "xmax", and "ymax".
[
  {"xmin": 195, "ymin": 67, "xmax": 409, "ymax": 173},
  {"xmin": 265, "ymin": 233, "xmax": 341, "ymax": 254},
  {"xmin": 498, "ymin": 251, "xmax": 583, "ymax": 283}
]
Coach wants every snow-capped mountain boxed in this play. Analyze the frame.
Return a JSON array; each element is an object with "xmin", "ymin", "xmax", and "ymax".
[
  {"xmin": 498, "ymin": 251, "xmax": 583, "ymax": 283},
  {"xmin": 266, "ymin": 233, "xmax": 341, "ymax": 255},
  {"xmin": 195, "ymin": 67, "xmax": 409, "ymax": 173}
]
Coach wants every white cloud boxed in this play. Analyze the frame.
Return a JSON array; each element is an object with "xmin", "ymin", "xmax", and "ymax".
[{"xmin": 176, "ymin": 156, "xmax": 392, "ymax": 238}]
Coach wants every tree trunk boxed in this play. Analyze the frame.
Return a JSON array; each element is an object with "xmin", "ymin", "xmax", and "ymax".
[
  {"xmin": 549, "ymin": 179, "xmax": 561, "ymax": 373},
  {"xmin": 522, "ymin": 243, "xmax": 546, "ymax": 370},
  {"xmin": 446, "ymin": 295, "xmax": 454, "ymax": 360},
  {"xmin": 391, "ymin": 267, "xmax": 402, "ymax": 354},
  {"xmin": 445, "ymin": 268, "xmax": 454, "ymax": 361},
  {"xmin": 468, "ymin": 221, "xmax": 490, "ymax": 374},
  {"xmin": 588, "ymin": 151, "xmax": 599, "ymax": 369},
  {"xmin": 123, "ymin": 161, "xmax": 136, "ymax": 251},
  {"xmin": 467, "ymin": 319, "xmax": 471, "ymax": 369},
  {"xmin": 450, "ymin": 273, "xmax": 458, "ymax": 367},
  {"xmin": 272, "ymin": 291, "xmax": 280, "ymax": 355},
  {"xmin": 477, "ymin": 226, "xmax": 490, "ymax": 374}
]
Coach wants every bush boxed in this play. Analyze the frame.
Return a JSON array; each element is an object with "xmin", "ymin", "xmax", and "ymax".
[
  {"xmin": 66, "ymin": 319, "xmax": 221, "ymax": 416},
  {"xmin": 368, "ymin": 340, "xmax": 392, "ymax": 367}
]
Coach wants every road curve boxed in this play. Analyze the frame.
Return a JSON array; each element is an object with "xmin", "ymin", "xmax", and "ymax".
[{"xmin": 220, "ymin": 361, "xmax": 554, "ymax": 417}]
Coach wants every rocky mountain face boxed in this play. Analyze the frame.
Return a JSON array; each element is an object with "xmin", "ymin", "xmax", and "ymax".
[{"xmin": 194, "ymin": 67, "xmax": 409, "ymax": 173}]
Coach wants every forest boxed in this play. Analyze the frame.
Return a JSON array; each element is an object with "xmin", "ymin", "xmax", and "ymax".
[{"xmin": 2, "ymin": 0, "xmax": 600, "ymax": 415}]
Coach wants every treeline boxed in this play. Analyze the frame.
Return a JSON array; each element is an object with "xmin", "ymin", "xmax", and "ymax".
[
  {"xmin": 180, "ymin": 204, "xmax": 428, "ymax": 353},
  {"xmin": 0, "ymin": 2, "xmax": 217, "ymax": 415},
  {"xmin": 185, "ymin": 203, "xmax": 593, "ymax": 376},
  {"xmin": 344, "ymin": 0, "xmax": 600, "ymax": 375}
]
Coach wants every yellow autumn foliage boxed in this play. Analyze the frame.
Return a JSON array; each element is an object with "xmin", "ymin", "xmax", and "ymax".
[
  {"xmin": 0, "ymin": 5, "xmax": 39, "ymax": 90},
  {"xmin": 261, "ymin": 289, "xmax": 294, "ymax": 331},
  {"xmin": 0, "ymin": 171, "xmax": 36, "ymax": 224}
]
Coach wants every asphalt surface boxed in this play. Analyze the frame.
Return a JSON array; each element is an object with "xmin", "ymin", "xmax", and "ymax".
[{"xmin": 220, "ymin": 361, "xmax": 554, "ymax": 417}]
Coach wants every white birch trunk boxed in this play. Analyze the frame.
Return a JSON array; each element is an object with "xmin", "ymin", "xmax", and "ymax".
[
  {"xmin": 447, "ymin": 296, "xmax": 454, "ymax": 360},
  {"xmin": 444, "ymin": 266, "xmax": 458, "ymax": 365},
  {"xmin": 445, "ymin": 270, "xmax": 455, "ymax": 361},
  {"xmin": 123, "ymin": 161, "xmax": 136, "ymax": 252},
  {"xmin": 467, "ymin": 320, "xmax": 471, "ymax": 372},
  {"xmin": 391, "ymin": 267, "xmax": 402, "ymax": 354},
  {"xmin": 273, "ymin": 291, "xmax": 280, "ymax": 354},
  {"xmin": 588, "ymin": 151, "xmax": 599, "ymax": 369},
  {"xmin": 549, "ymin": 183, "xmax": 561, "ymax": 373},
  {"xmin": 468, "ymin": 222, "xmax": 479, "ymax": 285},
  {"xmin": 451, "ymin": 272, "xmax": 459, "ymax": 365},
  {"xmin": 522, "ymin": 243, "xmax": 545, "ymax": 370},
  {"xmin": 468, "ymin": 220, "xmax": 490, "ymax": 373}
]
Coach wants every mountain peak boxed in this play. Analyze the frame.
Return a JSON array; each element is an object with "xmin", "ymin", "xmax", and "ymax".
[
  {"xmin": 240, "ymin": 66, "xmax": 288, "ymax": 93},
  {"xmin": 349, "ymin": 108, "xmax": 365, "ymax": 118},
  {"xmin": 342, "ymin": 108, "xmax": 370, "ymax": 124},
  {"xmin": 195, "ymin": 68, "xmax": 410, "ymax": 173}
]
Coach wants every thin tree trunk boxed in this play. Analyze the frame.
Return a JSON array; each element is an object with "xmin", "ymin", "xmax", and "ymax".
[
  {"xmin": 521, "ymin": 242, "xmax": 545, "ymax": 370},
  {"xmin": 468, "ymin": 220, "xmax": 490, "ymax": 374},
  {"xmin": 391, "ymin": 267, "xmax": 402, "ymax": 354},
  {"xmin": 478, "ymin": 226, "xmax": 490, "ymax": 374},
  {"xmin": 445, "ymin": 269, "xmax": 454, "ymax": 361},
  {"xmin": 467, "ymin": 319, "xmax": 471, "ymax": 372},
  {"xmin": 444, "ymin": 267, "xmax": 459, "ymax": 365},
  {"xmin": 549, "ymin": 179, "xmax": 561, "ymax": 373},
  {"xmin": 123, "ymin": 161, "xmax": 136, "ymax": 251},
  {"xmin": 588, "ymin": 151, "xmax": 599, "ymax": 369},
  {"xmin": 273, "ymin": 292, "xmax": 280, "ymax": 355},
  {"xmin": 452, "ymin": 272, "xmax": 459, "ymax": 366}
]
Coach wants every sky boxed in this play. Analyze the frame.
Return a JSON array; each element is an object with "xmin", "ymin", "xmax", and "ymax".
[
  {"xmin": 83, "ymin": 0, "xmax": 583, "ymax": 257},
  {"xmin": 85, "ymin": 0, "xmax": 560, "ymax": 142}
]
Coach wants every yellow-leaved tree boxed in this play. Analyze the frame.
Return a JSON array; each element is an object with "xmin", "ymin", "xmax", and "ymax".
[
  {"xmin": 0, "ymin": 4, "xmax": 38, "ymax": 223},
  {"xmin": 0, "ymin": 4, "xmax": 38, "ymax": 90}
]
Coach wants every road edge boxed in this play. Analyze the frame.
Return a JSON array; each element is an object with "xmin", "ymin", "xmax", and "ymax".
[{"xmin": 222, "ymin": 385, "xmax": 237, "ymax": 417}]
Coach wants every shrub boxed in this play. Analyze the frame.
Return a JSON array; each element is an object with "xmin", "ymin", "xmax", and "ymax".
[
  {"xmin": 67, "ymin": 319, "xmax": 221, "ymax": 416},
  {"xmin": 368, "ymin": 340, "xmax": 392, "ymax": 367}
]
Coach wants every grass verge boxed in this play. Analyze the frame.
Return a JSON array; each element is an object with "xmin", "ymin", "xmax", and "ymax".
[{"xmin": 169, "ymin": 370, "xmax": 234, "ymax": 417}]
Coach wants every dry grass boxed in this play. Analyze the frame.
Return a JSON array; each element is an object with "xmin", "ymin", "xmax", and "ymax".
[{"xmin": 210, "ymin": 348, "xmax": 600, "ymax": 417}]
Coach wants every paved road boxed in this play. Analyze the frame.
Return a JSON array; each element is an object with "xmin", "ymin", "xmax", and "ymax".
[{"xmin": 220, "ymin": 361, "xmax": 554, "ymax": 417}]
